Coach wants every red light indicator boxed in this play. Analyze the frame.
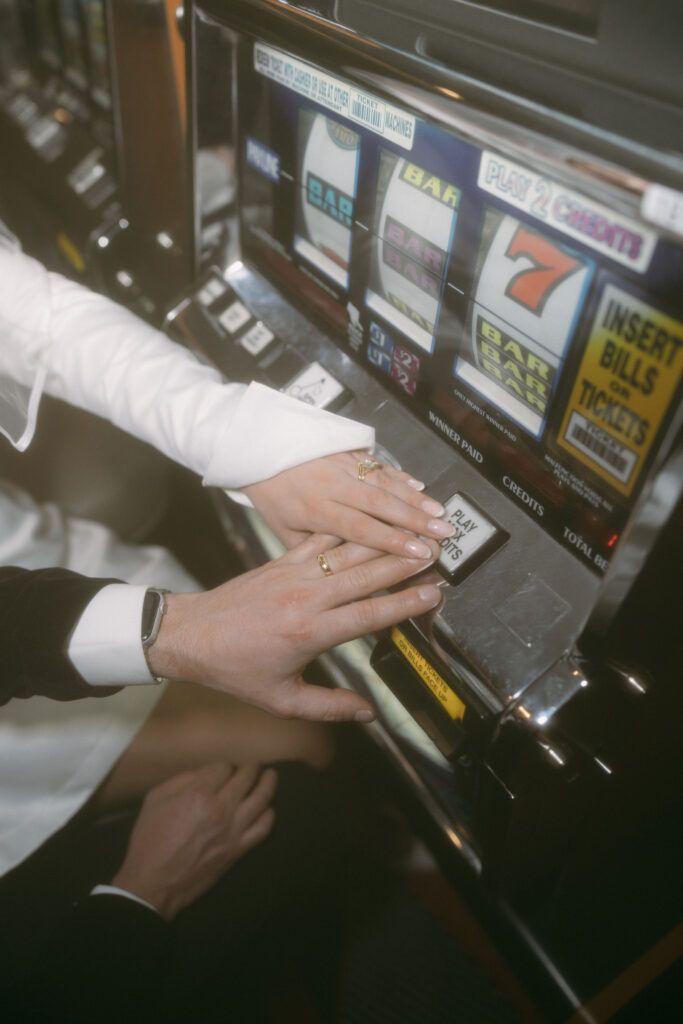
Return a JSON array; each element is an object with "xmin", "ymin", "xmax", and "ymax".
[{"xmin": 607, "ymin": 533, "xmax": 619, "ymax": 548}]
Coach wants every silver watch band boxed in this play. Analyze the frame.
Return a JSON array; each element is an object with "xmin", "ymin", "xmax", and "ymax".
[{"xmin": 141, "ymin": 587, "xmax": 171, "ymax": 684}]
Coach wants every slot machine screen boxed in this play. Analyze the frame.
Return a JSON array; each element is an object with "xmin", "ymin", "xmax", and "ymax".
[
  {"xmin": 235, "ymin": 37, "xmax": 683, "ymax": 576},
  {"xmin": 82, "ymin": 0, "xmax": 111, "ymax": 109},
  {"xmin": 293, "ymin": 109, "xmax": 360, "ymax": 290}
]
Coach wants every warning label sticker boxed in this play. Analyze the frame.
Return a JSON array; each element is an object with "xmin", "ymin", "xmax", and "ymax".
[
  {"xmin": 391, "ymin": 628, "xmax": 466, "ymax": 721},
  {"xmin": 254, "ymin": 42, "xmax": 415, "ymax": 150}
]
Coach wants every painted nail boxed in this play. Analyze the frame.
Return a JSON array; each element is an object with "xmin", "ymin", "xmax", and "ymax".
[
  {"xmin": 428, "ymin": 518, "xmax": 455, "ymax": 538},
  {"xmin": 405, "ymin": 539, "xmax": 433, "ymax": 558},
  {"xmin": 407, "ymin": 477, "xmax": 425, "ymax": 491},
  {"xmin": 354, "ymin": 709, "xmax": 375, "ymax": 723},
  {"xmin": 418, "ymin": 585, "xmax": 442, "ymax": 606},
  {"xmin": 421, "ymin": 498, "xmax": 445, "ymax": 516}
]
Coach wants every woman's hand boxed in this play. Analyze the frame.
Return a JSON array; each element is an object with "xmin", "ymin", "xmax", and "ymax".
[{"xmin": 243, "ymin": 451, "xmax": 454, "ymax": 556}]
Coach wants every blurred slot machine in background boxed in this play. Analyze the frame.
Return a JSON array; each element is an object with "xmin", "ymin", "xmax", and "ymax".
[
  {"xmin": 0, "ymin": 0, "xmax": 121, "ymax": 281},
  {"xmin": 0, "ymin": 1, "xmax": 193, "ymax": 554},
  {"xmin": 0, "ymin": 0, "xmax": 190, "ymax": 321},
  {"xmin": 166, "ymin": 1, "xmax": 683, "ymax": 1019},
  {"xmin": 95, "ymin": 0, "xmax": 191, "ymax": 320}
]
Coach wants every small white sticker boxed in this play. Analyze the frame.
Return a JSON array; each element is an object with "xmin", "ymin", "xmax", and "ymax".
[
  {"xmin": 4, "ymin": 93, "xmax": 39, "ymax": 125},
  {"xmin": 563, "ymin": 410, "xmax": 637, "ymax": 487},
  {"xmin": 240, "ymin": 322, "xmax": 275, "ymax": 355},
  {"xmin": 26, "ymin": 116, "xmax": 62, "ymax": 150},
  {"xmin": 283, "ymin": 361, "xmax": 344, "ymax": 408},
  {"xmin": 218, "ymin": 300, "xmax": 251, "ymax": 335},
  {"xmin": 197, "ymin": 277, "xmax": 227, "ymax": 306},
  {"xmin": 68, "ymin": 155, "xmax": 105, "ymax": 195},
  {"xmin": 254, "ymin": 42, "xmax": 415, "ymax": 150},
  {"xmin": 641, "ymin": 184, "xmax": 683, "ymax": 239},
  {"xmin": 438, "ymin": 494, "xmax": 498, "ymax": 576}
]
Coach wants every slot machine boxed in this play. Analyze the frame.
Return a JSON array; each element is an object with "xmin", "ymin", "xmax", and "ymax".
[
  {"xmin": 180, "ymin": 0, "xmax": 682, "ymax": 1017},
  {"xmin": 94, "ymin": 0, "xmax": 191, "ymax": 321},
  {"xmin": 0, "ymin": 0, "xmax": 121, "ymax": 278},
  {"xmin": 0, "ymin": 0, "xmax": 28, "ymax": 81},
  {"xmin": 0, "ymin": 2, "xmax": 189, "ymax": 317}
]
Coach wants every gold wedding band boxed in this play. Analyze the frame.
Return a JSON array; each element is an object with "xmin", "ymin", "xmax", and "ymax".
[
  {"xmin": 317, "ymin": 552, "xmax": 334, "ymax": 576},
  {"xmin": 357, "ymin": 457, "xmax": 382, "ymax": 481}
]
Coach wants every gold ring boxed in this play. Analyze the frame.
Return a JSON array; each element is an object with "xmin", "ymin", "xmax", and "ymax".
[
  {"xmin": 317, "ymin": 552, "xmax": 334, "ymax": 576},
  {"xmin": 357, "ymin": 458, "xmax": 382, "ymax": 481}
]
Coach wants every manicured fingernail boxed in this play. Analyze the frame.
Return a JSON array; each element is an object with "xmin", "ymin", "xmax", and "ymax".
[
  {"xmin": 418, "ymin": 585, "xmax": 442, "ymax": 606},
  {"xmin": 428, "ymin": 518, "xmax": 455, "ymax": 538},
  {"xmin": 421, "ymin": 498, "xmax": 445, "ymax": 516},
  {"xmin": 405, "ymin": 539, "xmax": 433, "ymax": 558},
  {"xmin": 354, "ymin": 709, "xmax": 375, "ymax": 723},
  {"xmin": 407, "ymin": 477, "xmax": 425, "ymax": 491}
]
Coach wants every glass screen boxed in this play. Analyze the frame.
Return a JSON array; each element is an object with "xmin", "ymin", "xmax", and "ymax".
[{"xmin": 235, "ymin": 39, "xmax": 683, "ymax": 574}]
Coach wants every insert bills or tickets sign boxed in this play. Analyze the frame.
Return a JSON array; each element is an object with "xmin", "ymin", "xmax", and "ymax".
[
  {"xmin": 557, "ymin": 284, "xmax": 683, "ymax": 495},
  {"xmin": 254, "ymin": 43, "xmax": 416, "ymax": 151},
  {"xmin": 478, "ymin": 150, "xmax": 656, "ymax": 273}
]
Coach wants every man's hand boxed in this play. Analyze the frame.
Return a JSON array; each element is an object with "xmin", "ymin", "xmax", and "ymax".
[
  {"xmin": 243, "ymin": 451, "xmax": 455, "ymax": 554},
  {"xmin": 111, "ymin": 762, "xmax": 277, "ymax": 921},
  {"xmin": 147, "ymin": 533, "xmax": 443, "ymax": 722}
]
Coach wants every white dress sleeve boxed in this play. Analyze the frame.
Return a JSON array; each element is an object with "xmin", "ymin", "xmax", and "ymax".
[
  {"xmin": 0, "ymin": 246, "xmax": 374, "ymax": 485},
  {"xmin": 0, "ymin": 233, "xmax": 51, "ymax": 450}
]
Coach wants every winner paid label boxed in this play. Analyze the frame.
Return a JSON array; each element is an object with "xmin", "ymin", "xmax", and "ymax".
[{"xmin": 558, "ymin": 285, "xmax": 683, "ymax": 495}]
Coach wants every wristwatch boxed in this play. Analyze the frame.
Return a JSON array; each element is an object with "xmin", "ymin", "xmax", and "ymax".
[{"xmin": 141, "ymin": 587, "xmax": 171, "ymax": 684}]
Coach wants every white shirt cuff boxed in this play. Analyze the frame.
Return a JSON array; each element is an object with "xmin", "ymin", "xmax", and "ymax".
[
  {"xmin": 90, "ymin": 884, "xmax": 160, "ymax": 915},
  {"xmin": 67, "ymin": 584, "xmax": 158, "ymax": 686}
]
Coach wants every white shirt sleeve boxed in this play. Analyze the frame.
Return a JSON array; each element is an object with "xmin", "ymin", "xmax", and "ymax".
[
  {"xmin": 0, "ymin": 236, "xmax": 51, "ymax": 450},
  {"xmin": 90, "ymin": 884, "xmax": 160, "ymax": 915},
  {"xmin": 0, "ymin": 246, "xmax": 374, "ymax": 485},
  {"xmin": 67, "ymin": 583, "xmax": 156, "ymax": 686}
]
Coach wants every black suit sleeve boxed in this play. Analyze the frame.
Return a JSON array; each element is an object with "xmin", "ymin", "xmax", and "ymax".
[
  {"xmin": 6, "ymin": 895, "xmax": 171, "ymax": 1023},
  {"xmin": 0, "ymin": 565, "xmax": 121, "ymax": 705}
]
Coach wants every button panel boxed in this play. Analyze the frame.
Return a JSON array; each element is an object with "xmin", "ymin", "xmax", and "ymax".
[{"xmin": 183, "ymin": 270, "xmax": 353, "ymax": 411}]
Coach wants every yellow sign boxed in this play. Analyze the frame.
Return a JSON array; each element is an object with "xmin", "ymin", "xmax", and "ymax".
[
  {"xmin": 558, "ymin": 284, "xmax": 683, "ymax": 495},
  {"xmin": 391, "ymin": 627, "xmax": 466, "ymax": 721}
]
